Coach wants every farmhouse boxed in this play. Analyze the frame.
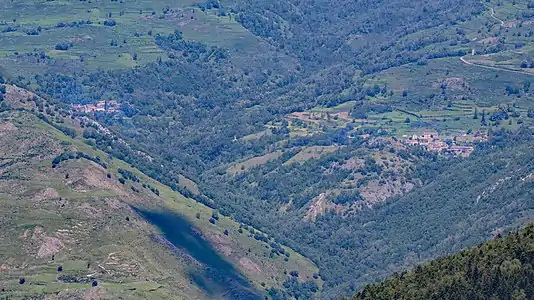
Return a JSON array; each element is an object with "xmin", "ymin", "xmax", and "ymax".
[{"xmin": 71, "ymin": 100, "xmax": 120, "ymax": 114}]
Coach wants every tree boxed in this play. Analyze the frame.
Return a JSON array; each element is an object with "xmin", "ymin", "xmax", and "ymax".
[
  {"xmin": 92, "ymin": 280, "xmax": 98, "ymax": 287},
  {"xmin": 55, "ymin": 43, "xmax": 70, "ymax": 51},
  {"xmin": 103, "ymin": 19, "xmax": 116, "ymax": 26},
  {"xmin": 212, "ymin": 210, "xmax": 219, "ymax": 220},
  {"xmin": 57, "ymin": 266, "xmax": 63, "ymax": 272},
  {"xmin": 404, "ymin": 117, "xmax": 411, "ymax": 123},
  {"xmin": 224, "ymin": 229, "xmax": 229, "ymax": 235}
]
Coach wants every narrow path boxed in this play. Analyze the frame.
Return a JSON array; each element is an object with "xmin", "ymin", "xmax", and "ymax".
[
  {"xmin": 460, "ymin": 56, "xmax": 534, "ymax": 76},
  {"xmin": 489, "ymin": 7, "xmax": 505, "ymax": 26}
]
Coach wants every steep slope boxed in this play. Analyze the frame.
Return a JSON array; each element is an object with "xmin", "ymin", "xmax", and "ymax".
[
  {"xmin": 278, "ymin": 129, "xmax": 534, "ymax": 298},
  {"xmin": 0, "ymin": 86, "xmax": 320, "ymax": 299},
  {"xmin": 349, "ymin": 224, "xmax": 534, "ymax": 300}
]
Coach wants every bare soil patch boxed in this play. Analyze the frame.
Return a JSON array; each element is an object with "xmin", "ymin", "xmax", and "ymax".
[
  {"xmin": 37, "ymin": 236, "xmax": 64, "ymax": 258},
  {"xmin": 32, "ymin": 187, "xmax": 59, "ymax": 202},
  {"xmin": 239, "ymin": 257, "xmax": 262, "ymax": 275}
]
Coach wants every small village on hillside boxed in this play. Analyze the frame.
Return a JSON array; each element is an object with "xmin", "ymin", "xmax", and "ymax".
[
  {"xmin": 286, "ymin": 108, "xmax": 488, "ymax": 158},
  {"xmin": 71, "ymin": 100, "xmax": 120, "ymax": 114},
  {"xmin": 402, "ymin": 130, "xmax": 487, "ymax": 157}
]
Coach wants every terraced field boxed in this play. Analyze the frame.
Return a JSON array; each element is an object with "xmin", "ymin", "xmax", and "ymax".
[{"xmin": 0, "ymin": 0, "xmax": 280, "ymax": 76}]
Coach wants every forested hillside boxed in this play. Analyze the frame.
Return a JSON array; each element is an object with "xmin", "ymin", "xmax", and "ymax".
[
  {"xmin": 2, "ymin": 0, "xmax": 534, "ymax": 298},
  {"xmin": 227, "ymin": 0, "xmax": 483, "ymax": 72},
  {"xmin": 349, "ymin": 224, "xmax": 534, "ymax": 300}
]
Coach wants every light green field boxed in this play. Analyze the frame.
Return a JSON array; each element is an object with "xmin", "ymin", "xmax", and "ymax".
[{"xmin": 0, "ymin": 0, "xmax": 276, "ymax": 76}]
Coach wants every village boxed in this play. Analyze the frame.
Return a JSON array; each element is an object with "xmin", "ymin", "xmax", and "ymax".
[
  {"xmin": 71, "ymin": 100, "xmax": 120, "ymax": 114},
  {"xmin": 402, "ymin": 130, "xmax": 487, "ymax": 157}
]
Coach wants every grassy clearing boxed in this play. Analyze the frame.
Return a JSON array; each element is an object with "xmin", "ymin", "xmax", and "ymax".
[
  {"xmin": 284, "ymin": 146, "xmax": 340, "ymax": 165},
  {"xmin": 227, "ymin": 151, "xmax": 284, "ymax": 175}
]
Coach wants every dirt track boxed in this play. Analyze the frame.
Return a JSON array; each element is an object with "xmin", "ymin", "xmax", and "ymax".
[
  {"xmin": 460, "ymin": 56, "xmax": 534, "ymax": 77},
  {"xmin": 489, "ymin": 7, "xmax": 505, "ymax": 26}
]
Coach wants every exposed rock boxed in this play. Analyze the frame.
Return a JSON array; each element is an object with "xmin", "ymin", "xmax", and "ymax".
[{"xmin": 37, "ymin": 236, "xmax": 64, "ymax": 258}]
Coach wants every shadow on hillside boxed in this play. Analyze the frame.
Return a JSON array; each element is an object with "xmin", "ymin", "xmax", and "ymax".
[{"xmin": 133, "ymin": 208, "xmax": 262, "ymax": 300}]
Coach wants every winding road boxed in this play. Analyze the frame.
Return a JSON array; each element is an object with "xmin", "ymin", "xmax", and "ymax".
[
  {"xmin": 458, "ymin": 6, "xmax": 534, "ymax": 77},
  {"xmin": 460, "ymin": 56, "xmax": 534, "ymax": 76},
  {"xmin": 489, "ymin": 7, "xmax": 505, "ymax": 26}
]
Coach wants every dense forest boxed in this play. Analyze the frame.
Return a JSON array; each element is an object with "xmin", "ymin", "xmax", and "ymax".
[
  {"xmin": 227, "ymin": 0, "xmax": 483, "ymax": 72},
  {"xmin": 349, "ymin": 224, "xmax": 534, "ymax": 300}
]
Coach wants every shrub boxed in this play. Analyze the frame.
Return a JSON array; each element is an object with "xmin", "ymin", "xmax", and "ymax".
[
  {"xmin": 55, "ymin": 43, "xmax": 70, "ymax": 51},
  {"xmin": 103, "ymin": 19, "xmax": 116, "ymax": 26}
]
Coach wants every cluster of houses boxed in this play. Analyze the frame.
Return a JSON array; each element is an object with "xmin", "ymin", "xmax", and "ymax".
[
  {"xmin": 403, "ymin": 130, "xmax": 487, "ymax": 157},
  {"xmin": 71, "ymin": 100, "xmax": 120, "ymax": 114}
]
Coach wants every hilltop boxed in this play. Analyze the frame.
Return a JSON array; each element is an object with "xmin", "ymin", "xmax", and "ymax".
[
  {"xmin": 0, "ymin": 85, "xmax": 320, "ymax": 299},
  {"xmin": 349, "ymin": 224, "xmax": 534, "ymax": 300}
]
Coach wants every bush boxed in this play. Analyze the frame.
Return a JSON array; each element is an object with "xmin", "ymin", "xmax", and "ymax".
[
  {"xmin": 211, "ymin": 211, "xmax": 219, "ymax": 220},
  {"xmin": 103, "ymin": 19, "xmax": 117, "ymax": 26},
  {"xmin": 55, "ymin": 43, "xmax": 70, "ymax": 51}
]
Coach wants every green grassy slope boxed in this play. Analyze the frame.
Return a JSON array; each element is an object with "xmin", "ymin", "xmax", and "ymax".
[
  {"xmin": 0, "ymin": 0, "xmax": 290, "ymax": 76},
  {"xmin": 0, "ymin": 85, "xmax": 320, "ymax": 299},
  {"xmin": 349, "ymin": 224, "xmax": 534, "ymax": 300}
]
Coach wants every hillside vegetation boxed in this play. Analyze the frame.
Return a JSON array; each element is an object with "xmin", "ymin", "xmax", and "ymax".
[
  {"xmin": 0, "ymin": 85, "xmax": 320, "ymax": 299},
  {"xmin": 349, "ymin": 224, "xmax": 534, "ymax": 300},
  {"xmin": 2, "ymin": 0, "xmax": 534, "ymax": 298}
]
